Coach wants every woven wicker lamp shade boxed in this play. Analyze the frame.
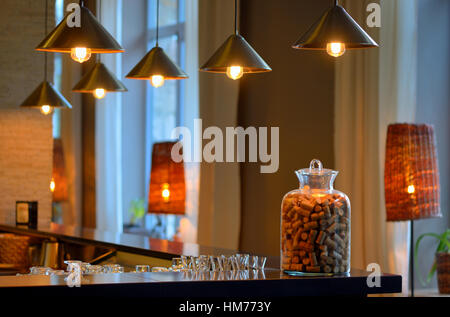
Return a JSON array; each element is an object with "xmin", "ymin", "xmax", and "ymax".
[
  {"xmin": 51, "ymin": 138, "xmax": 68, "ymax": 202},
  {"xmin": 148, "ymin": 142, "xmax": 185, "ymax": 215},
  {"xmin": 384, "ymin": 124, "xmax": 441, "ymax": 221}
]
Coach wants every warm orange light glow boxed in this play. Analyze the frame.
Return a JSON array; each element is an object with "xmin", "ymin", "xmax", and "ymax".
[
  {"xmin": 407, "ymin": 185, "xmax": 415, "ymax": 194},
  {"xmin": 150, "ymin": 75, "xmax": 165, "ymax": 88},
  {"xmin": 226, "ymin": 66, "xmax": 244, "ymax": 80},
  {"xmin": 40, "ymin": 105, "xmax": 53, "ymax": 115},
  {"xmin": 162, "ymin": 183, "xmax": 170, "ymax": 202},
  {"xmin": 71, "ymin": 47, "xmax": 92, "ymax": 63},
  {"xmin": 50, "ymin": 178, "xmax": 55, "ymax": 192},
  {"xmin": 326, "ymin": 42, "xmax": 346, "ymax": 57},
  {"xmin": 93, "ymin": 88, "xmax": 106, "ymax": 99}
]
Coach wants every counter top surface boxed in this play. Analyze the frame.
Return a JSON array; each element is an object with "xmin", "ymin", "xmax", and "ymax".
[
  {"xmin": 0, "ymin": 269, "xmax": 402, "ymax": 297},
  {"xmin": 0, "ymin": 222, "xmax": 236, "ymax": 260}
]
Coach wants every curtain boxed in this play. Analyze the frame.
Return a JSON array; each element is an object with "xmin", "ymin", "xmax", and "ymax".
[
  {"xmin": 335, "ymin": 0, "xmax": 418, "ymax": 295},
  {"xmin": 196, "ymin": 0, "xmax": 241, "ymax": 249}
]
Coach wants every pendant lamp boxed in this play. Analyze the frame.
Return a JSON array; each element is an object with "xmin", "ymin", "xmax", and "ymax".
[
  {"xmin": 73, "ymin": 62, "xmax": 127, "ymax": 99},
  {"xmin": 292, "ymin": 0, "xmax": 378, "ymax": 57},
  {"xmin": 21, "ymin": 0, "xmax": 72, "ymax": 115},
  {"xmin": 36, "ymin": 0, "xmax": 124, "ymax": 63},
  {"xmin": 126, "ymin": 0, "xmax": 188, "ymax": 88},
  {"xmin": 72, "ymin": 1, "xmax": 127, "ymax": 99},
  {"xmin": 200, "ymin": 0, "xmax": 271, "ymax": 80}
]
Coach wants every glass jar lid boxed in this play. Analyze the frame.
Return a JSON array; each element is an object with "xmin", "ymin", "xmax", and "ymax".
[{"xmin": 296, "ymin": 159, "xmax": 337, "ymax": 176}]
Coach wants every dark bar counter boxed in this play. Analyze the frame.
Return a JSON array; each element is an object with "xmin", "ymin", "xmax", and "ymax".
[{"xmin": 0, "ymin": 222, "xmax": 402, "ymax": 297}]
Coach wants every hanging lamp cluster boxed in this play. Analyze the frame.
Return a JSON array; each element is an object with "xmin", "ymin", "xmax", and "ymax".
[
  {"xmin": 71, "ymin": 0, "xmax": 127, "ymax": 99},
  {"xmin": 21, "ymin": 0, "xmax": 378, "ymax": 115}
]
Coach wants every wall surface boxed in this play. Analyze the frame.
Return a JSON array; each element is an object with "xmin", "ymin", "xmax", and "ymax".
[
  {"xmin": 0, "ymin": 111, "xmax": 53, "ymax": 226},
  {"xmin": 238, "ymin": 0, "xmax": 335, "ymax": 255},
  {"xmin": 0, "ymin": 0, "xmax": 54, "ymax": 226},
  {"xmin": 414, "ymin": 0, "xmax": 450, "ymax": 290}
]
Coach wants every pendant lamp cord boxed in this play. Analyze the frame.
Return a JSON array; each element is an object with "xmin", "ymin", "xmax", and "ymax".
[
  {"xmin": 98, "ymin": 0, "xmax": 101, "ymax": 62},
  {"xmin": 234, "ymin": 0, "xmax": 238, "ymax": 35},
  {"xmin": 44, "ymin": 0, "xmax": 48, "ymax": 81},
  {"xmin": 156, "ymin": 0, "xmax": 160, "ymax": 46}
]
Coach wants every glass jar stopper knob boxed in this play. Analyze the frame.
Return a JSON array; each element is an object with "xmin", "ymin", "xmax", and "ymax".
[{"xmin": 309, "ymin": 159, "xmax": 323, "ymax": 173}]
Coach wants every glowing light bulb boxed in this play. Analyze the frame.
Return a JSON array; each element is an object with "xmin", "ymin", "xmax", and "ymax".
[
  {"xmin": 50, "ymin": 178, "xmax": 55, "ymax": 192},
  {"xmin": 326, "ymin": 42, "xmax": 346, "ymax": 57},
  {"xmin": 93, "ymin": 88, "xmax": 106, "ymax": 99},
  {"xmin": 407, "ymin": 185, "xmax": 415, "ymax": 194},
  {"xmin": 70, "ymin": 47, "xmax": 92, "ymax": 63},
  {"xmin": 40, "ymin": 105, "xmax": 53, "ymax": 115},
  {"xmin": 226, "ymin": 66, "xmax": 244, "ymax": 80},
  {"xmin": 150, "ymin": 75, "xmax": 165, "ymax": 88},
  {"xmin": 162, "ymin": 183, "xmax": 170, "ymax": 202}
]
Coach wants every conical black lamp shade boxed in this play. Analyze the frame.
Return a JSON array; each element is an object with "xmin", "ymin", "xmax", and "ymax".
[
  {"xmin": 20, "ymin": 81, "xmax": 72, "ymax": 109},
  {"xmin": 36, "ymin": 6, "xmax": 123, "ymax": 53},
  {"xmin": 200, "ymin": 34, "xmax": 271, "ymax": 73},
  {"xmin": 73, "ymin": 62, "xmax": 127, "ymax": 93},
  {"xmin": 126, "ymin": 46, "xmax": 188, "ymax": 80},
  {"xmin": 292, "ymin": 4, "xmax": 378, "ymax": 50}
]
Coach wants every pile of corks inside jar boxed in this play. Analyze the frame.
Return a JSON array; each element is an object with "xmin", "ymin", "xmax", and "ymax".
[{"xmin": 281, "ymin": 191, "xmax": 350, "ymax": 274}]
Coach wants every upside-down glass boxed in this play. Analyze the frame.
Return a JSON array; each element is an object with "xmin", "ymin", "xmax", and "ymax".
[
  {"xmin": 135, "ymin": 265, "xmax": 150, "ymax": 273},
  {"xmin": 281, "ymin": 159, "xmax": 351, "ymax": 275},
  {"xmin": 29, "ymin": 266, "xmax": 52, "ymax": 275},
  {"xmin": 235, "ymin": 254, "xmax": 250, "ymax": 270}
]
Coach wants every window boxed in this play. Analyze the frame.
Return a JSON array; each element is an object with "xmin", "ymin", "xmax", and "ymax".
[{"xmin": 145, "ymin": 0, "xmax": 186, "ymax": 237}]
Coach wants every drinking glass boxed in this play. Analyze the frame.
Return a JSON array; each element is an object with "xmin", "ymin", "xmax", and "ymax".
[
  {"xmin": 152, "ymin": 267, "xmax": 170, "ymax": 272},
  {"xmin": 181, "ymin": 255, "xmax": 190, "ymax": 270},
  {"xmin": 190, "ymin": 256, "xmax": 199, "ymax": 271},
  {"xmin": 135, "ymin": 265, "xmax": 150, "ymax": 273},
  {"xmin": 172, "ymin": 258, "xmax": 183, "ymax": 271},
  {"xmin": 112, "ymin": 265, "xmax": 124, "ymax": 273},
  {"xmin": 29, "ymin": 266, "xmax": 51, "ymax": 275},
  {"xmin": 198, "ymin": 255, "xmax": 209, "ymax": 272},
  {"xmin": 219, "ymin": 255, "xmax": 233, "ymax": 271},
  {"xmin": 257, "ymin": 256, "xmax": 267, "ymax": 270},
  {"xmin": 235, "ymin": 254, "xmax": 250, "ymax": 270},
  {"xmin": 250, "ymin": 256, "xmax": 259, "ymax": 270},
  {"xmin": 210, "ymin": 256, "xmax": 222, "ymax": 272},
  {"xmin": 86, "ymin": 265, "xmax": 103, "ymax": 274}
]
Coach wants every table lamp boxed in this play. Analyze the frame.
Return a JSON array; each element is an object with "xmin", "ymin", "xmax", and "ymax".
[
  {"xmin": 148, "ymin": 141, "xmax": 186, "ymax": 215},
  {"xmin": 384, "ymin": 123, "xmax": 441, "ymax": 296},
  {"xmin": 51, "ymin": 138, "xmax": 68, "ymax": 202}
]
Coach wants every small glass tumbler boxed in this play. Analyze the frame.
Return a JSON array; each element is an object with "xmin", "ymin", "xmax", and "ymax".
[
  {"xmin": 86, "ymin": 265, "xmax": 103, "ymax": 274},
  {"xmin": 181, "ymin": 255, "xmax": 190, "ymax": 270},
  {"xmin": 190, "ymin": 256, "xmax": 199, "ymax": 271},
  {"xmin": 135, "ymin": 265, "xmax": 150, "ymax": 273},
  {"xmin": 257, "ymin": 257, "xmax": 267, "ymax": 270},
  {"xmin": 235, "ymin": 254, "xmax": 250, "ymax": 270},
  {"xmin": 29, "ymin": 266, "xmax": 52, "ymax": 275},
  {"xmin": 197, "ymin": 255, "xmax": 210, "ymax": 272},
  {"xmin": 152, "ymin": 267, "xmax": 170, "ymax": 272},
  {"xmin": 210, "ymin": 256, "xmax": 222, "ymax": 272},
  {"xmin": 112, "ymin": 265, "xmax": 124, "ymax": 273},
  {"xmin": 172, "ymin": 258, "xmax": 183, "ymax": 271}
]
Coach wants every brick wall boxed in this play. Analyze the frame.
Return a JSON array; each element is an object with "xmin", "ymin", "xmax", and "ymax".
[{"xmin": 0, "ymin": 0, "xmax": 54, "ymax": 226}]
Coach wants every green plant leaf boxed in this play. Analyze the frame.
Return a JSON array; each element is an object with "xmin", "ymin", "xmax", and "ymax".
[{"xmin": 414, "ymin": 231, "xmax": 450, "ymax": 286}]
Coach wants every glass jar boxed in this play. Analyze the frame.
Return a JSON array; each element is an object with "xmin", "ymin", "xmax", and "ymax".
[{"xmin": 281, "ymin": 159, "xmax": 351, "ymax": 275}]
